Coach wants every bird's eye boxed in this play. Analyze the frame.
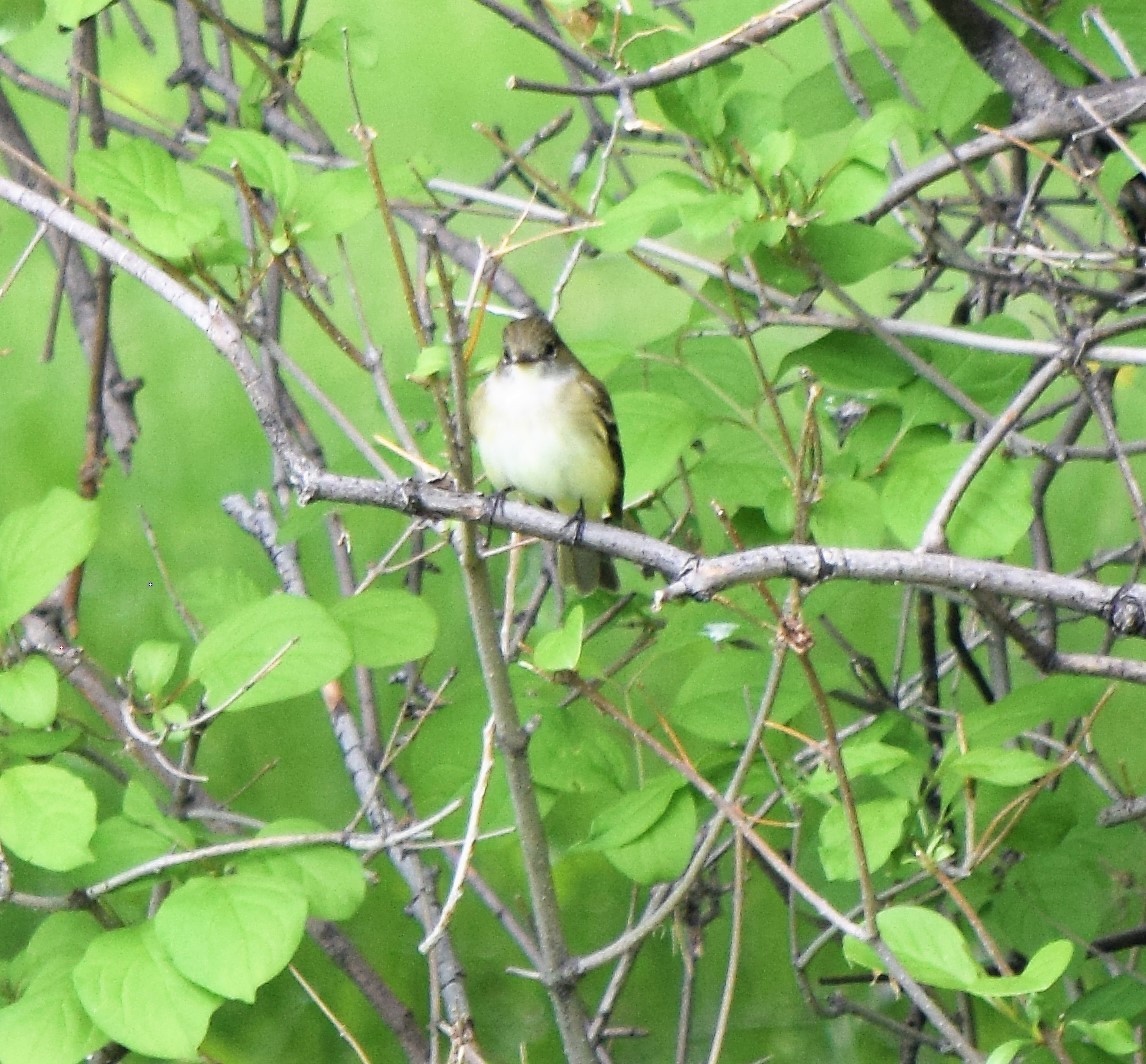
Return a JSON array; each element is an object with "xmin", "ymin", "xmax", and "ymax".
[
  {"xmin": 542, "ymin": 340, "xmax": 556, "ymax": 359},
  {"xmin": 502, "ymin": 345, "xmax": 511, "ymax": 362}
]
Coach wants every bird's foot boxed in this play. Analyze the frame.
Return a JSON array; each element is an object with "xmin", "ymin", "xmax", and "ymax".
[
  {"xmin": 561, "ymin": 502, "xmax": 588, "ymax": 546},
  {"xmin": 483, "ymin": 488, "xmax": 510, "ymax": 547}
]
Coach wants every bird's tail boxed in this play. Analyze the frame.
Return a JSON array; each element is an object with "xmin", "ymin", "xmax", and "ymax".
[{"xmin": 558, "ymin": 544, "xmax": 618, "ymax": 595}]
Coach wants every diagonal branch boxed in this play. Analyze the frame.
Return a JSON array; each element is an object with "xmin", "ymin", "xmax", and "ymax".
[
  {"xmin": 924, "ymin": 0, "xmax": 1066, "ymax": 115},
  {"xmin": 8, "ymin": 172, "xmax": 1146, "ymax": 684},
  {"xmin": 866, "ymin": 76, "xmax": 1146, "ymax": 218},
  {"xmin": 507, "ymin": 0, "xmax": 834, "ymax": 98}
]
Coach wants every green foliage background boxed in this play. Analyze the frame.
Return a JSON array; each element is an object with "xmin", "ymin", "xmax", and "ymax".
[{"xmin": 2, "ymin": 1, "xmax": 1146, "ymax": 1062}]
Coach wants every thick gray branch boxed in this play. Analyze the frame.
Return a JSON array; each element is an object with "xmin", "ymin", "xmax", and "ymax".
[
  {"xmin": 925, "ymin": 0, "xmax": 1065, "ymax": 115},
  {"xmin": 866, "ymin": 76, "xmax": 1146, "ymax": 218},
  {"xmin": 6, "ymin": 171, "xmax": 1146, "ymax": 686}
]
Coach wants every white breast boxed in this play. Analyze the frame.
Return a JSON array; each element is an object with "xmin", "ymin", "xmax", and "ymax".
[{"xmin": 474, "ymin": 364, "xmax": 616, "ymax": 516}]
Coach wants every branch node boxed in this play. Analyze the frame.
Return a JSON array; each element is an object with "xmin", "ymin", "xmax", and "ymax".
[
  {"xmin": 1106, "ymin": 584, "xmax": 1146, "ymax": 636},
  {"xmin": 386, "ymin": 477, "xmax": 430, "ymax": 516},
  {"xmin": 677, "ymin": 554, "xmax": 704, "ymax": 587}
]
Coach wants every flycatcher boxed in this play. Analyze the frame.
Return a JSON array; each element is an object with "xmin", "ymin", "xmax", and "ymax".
[{"xmin": 470, "ymin": 314, "xmax": 625, "ymax": 593}]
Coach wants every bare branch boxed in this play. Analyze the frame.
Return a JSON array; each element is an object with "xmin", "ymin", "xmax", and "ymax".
[{"xmin": 509, "ymin": 0, "xmax": 833, "ymax": 100}]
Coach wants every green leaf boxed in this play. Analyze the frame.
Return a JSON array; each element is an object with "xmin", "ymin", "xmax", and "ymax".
[
  {"xmin": 245, "ymin": 819, "xmax": 366, "ymax": 921},
  {"xmin": 704, "ymin": 474, "xmax": 793, "ymax": 534},
  {"xmin": 841, "ymin": 933, "xmax": 882, "ymax": 972},
  {"xmin": 291, "ymin": 168, "xmax": 376, "ymax": 241},
  {"xmin": 0, "ymin": 915, "xmax": 107, "ymax": 1064},
  {"xmin": 906, "ymin": 319, "xmax": 1034, "ymax": 417},
  {"xmin": 119, "ymin": 784, "xmax": 165, "ymax": 832},
  {"xmin": 842, "ymin": 405, "xmax": 902, "ymax": 477},
  {"xmin": 606, "ymin": 789, "xmax": 695, "ymax": 885},
  {"xmin": 1049, "ymin": 1, "xmax": 1146, "ymax": 75},
  {"xmin": 877, "ymin": 905, "xmax": 980, "ymax": 990},
  {"xmin": 78, "ymin": 815, "xmax": 180, "ymax": 889},
  {"xmin": 44, "ymin": 0, "xmax": 111, "ymax": 28},
  {"xmin": 572, "ymin": 338, "xmax": 631, "ymax": 381},
  {"xmin": 189, "ymin": 594, "xmax": 352, "ymax": 712},
  {"xmin": 589, "ymin": 173, "xmax": 707, "ymax": 253},
  {"xmin": 818, "ymin": 797, "xmax": 910, "ymax": 880},
  {"xmin": 159, "ymin": 702, "xmax": 191, "ymax": 736},
  {"xmin": 0, "ymin": 0, "xmax": 44, "ymax": 44},
  {"xmin": 1065, "ymin": 975, "xmax": 1146, "ymax": 1024},
  {"xmin": 3, "ymin": 726, "xmax": 82, "ymax": 758},
  {"xmin": 75, "ymin": 141, "xmax": 221, "ymax": 259},
  {"xmin": 534, "ymin": 605, "xmax": 584, "ymax": 671},
  {"xmin": 654, "ymin": 63, "xmax": 731, "ymax": 145},
  {"xmin": 188, "ymin": 231, "xmax": 250, "ymax": 268},
  {"xmin": 9, "ymin": 911, "xmax": 103, "ymax": 993},
  {"xmin": 305, "ymin": 16, "xmax": 381, "ymax": 68},
  {"xmin": 998, "ymin": 843, "xmax": 1107, "ymax": 955},
  {"xmin": 984, "ymin": 1042, "xmax": 1028, "ymax": 1064},
  {"xmin": 678, "ymin": 187, "xmax": 759, "ymax": 242},
  {"xmin": 690, "ymin": 424, "xmax": 788, "ymax": 510},
  {"xmin": 1067, "ymin": 1019, "xmax": 1139, "ymax": 1056},
  {"xmin": 238, "ymin": 68, "xmax": 270, "ymax": 129},
  {"xmin": 178, "ymin": 567, "xmax": 265, "ymax": 630},
  {"xmin": 969, "ymin": 939, "xmax": 1072, "ymax": 998},
  {"xmin": 122, "ymin": 780, "xmax": 195, "ymax": 847},
  {"xmin": 802, "ymin": 222, "xmax": 913, "ymax": 285},
  {"xmin": 720, "ymin": 91, "xmax": 783, "ymax": 155},
  {"xmin": 755, "ymin": 129, "xmax": 798, "ymax": 177},
  {"xmin": 781, "ymin": 332, "xmax": 915, "ymax": 391},
  {"xmin": 1099, "ymin": 129, "xmax": 1146, "ymax": 208},
  {"xmin": 130, "ymin": 640, "xmax": 180, "ymax": 698},
  {"xmin": 155, "ymin": 872, "xmax": 308, "ymax": 1002},
  {"xmin": 669, "ymin": 650, "xmax": 763, "ymax": 743},
  {"xmin": 409, "ymin": 343, "xmax": 451, "ymax": 383},
  {"xmin": 0, "ymin": 979, "xmax": 105, "ymax": 1064},
  {"xmin": 0, "ymin": 764, "xmax": 96, "ymax": 871},
  {"xmin": 733, "ymin": 216, "xmax": 789, "ymax": 253},
  {"xmin": 77, "ymin": 780, "xmax": 195, "ymax": 886},
  {"xmin": 814, "ymin": 162, "xmax": 889, "ymax": 224},
  {"xmin": 0, "ymin": 656, "xmax": 58, "ymax": 728},
  {"xmin": 784, "ymin": 53, "xmax": 896, "ymax": 137},
  {"xmin": 846, "ymin": 104, "xmax": 917, "ymax": 169},
  {"xmin": 197, "ymin": 128, "xmax": 298, "ymax": 209},
  {"xmin": 810, "ymin": 477, "xmax": 884, "ymax": 548},
  {"xmin": 530, "ymin": 706, "xmax": 630, "ymax": 793},
  {"xmin": 961, "ymin": 676, "xmax": 1106, "ymax": 747},
  {"xmin": 0, "ymin": 488, "xmax": 98, "ymax": 630},
  {"xmin": 943, "ymin": 748, "xmax": 1051, "ymax": 787},
  {"xmin": 275, "ymin": 501, "xmax": 335, "ymax": 545},
  {"xmin": 901, "ymin": 16, "xmax": 995, "ymax": 134},
  {"xmin": 804, "ymin": 741, "xmax": 912, "ymax": 797},
  {"xmin": 584, "ymin": 775, "xmax": 687, "ymax": 849},
  {"xmin": 329, "ymin": 589, "xmax": 438, "ymax": 668},
  {"xmin": 73, "ymin": 923, "xmax": 222, "ymax": 1059},
  {"xmin": 584, "ymin": 780, "xmax": 695, "ymax": 885},
  {"xmin": 612, "ymin": 391, "xmax": 701, "ymax": 502},
  {"xmin": 745, "ymin": 244, "xmax": 814, "ymax": 294},
  {"xmin": 881, "ymin": 444, "xmax": 1033, "ymax": 557}
]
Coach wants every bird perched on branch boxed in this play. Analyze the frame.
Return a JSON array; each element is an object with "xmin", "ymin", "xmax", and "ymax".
[{"xmin": 470, "ymin": 314, "xmax": 625, "ymax": 594}]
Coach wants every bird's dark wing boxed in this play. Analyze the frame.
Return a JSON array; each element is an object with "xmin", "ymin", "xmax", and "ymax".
[{"xmin": 579, "ymin": 372, "xmax": 625, "ymax": 524}]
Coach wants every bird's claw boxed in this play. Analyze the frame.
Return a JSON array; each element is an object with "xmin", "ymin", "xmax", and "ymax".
[{"xmin": 561, "ymin": 502, "xmax": 588, "ymax": 546}]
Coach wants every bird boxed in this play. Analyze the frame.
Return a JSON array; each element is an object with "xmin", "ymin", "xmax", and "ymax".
[{"xmin": 470, "ymin": 314, "xmax": 625, "ymax": 593}]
